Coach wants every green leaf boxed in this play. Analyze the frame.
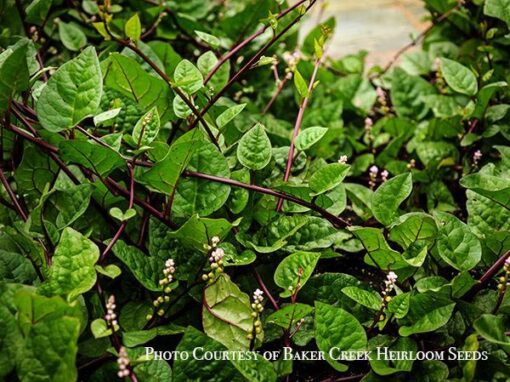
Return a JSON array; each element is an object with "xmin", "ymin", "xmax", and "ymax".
[
  {"xmin": 58, "ymin": 22, "xmax": 87, "ymax": 51},
  {"xmin": 168, "ymin": 214, "xmax": 236, "ymax": 253},
  {"xmin": 0, "ymin": 41, "xmax": 30, "ymax": 112},
  {"xmin": 371, "ymin": 173, "xmax": 412, "ymax": 226},
  {"xmin": 123, "ymin": 324, "xmax": 185, "ymax": 347},
  {"xmin": 435, "ymin": 211, "xmax": 482, "ymax": 271},
  {"xmin": 399, "ymin": 295, "xmax": 455, "ymax": 336},
  {"xmin": 0, "ymin": 250, "xmax": 37, "ymax": 284},
  {"xmin": 309, "ymin": 163, "xmax": 350, "ymax": 195},
  {"xmin": 109, "ymin": 207, "xmax": 136, "ymax": 222},
  {"xmin": 174, "ymin": 326, "xmax": 275, "ymax": 382},
  {"xmin": 440, "ymin": 58, "xmax": 478, "ymax": 96},
  {"xmin": 294, "ymin": 69, "xmax": 309, "ymax": 98},
  {"xmin": 237, "ymin": 123, "xmax": 272, "ymax": 170},
  {"xmin": 125, "ymin": 14, "xmax": 141, "ymax": 42},
  {"xmin": 0, "ymin": 303, "xmax": 22, "ymax": 378},
  {"xmin": 112, "ymin": 240, "xmax": 164, "ymax": 292},
  {"xmin": 174, "ymin": 59, "xmax": 203, "ymax": 95},
  {"xmin": 274, "ymin": 251, "xmax": 321, "ymax": 297},
  {"xmin": 387, "ymin": 292, "xmax": 410, "ymax": 319},
  {"xmin": 473, "ymin": 314, "xmax": 510, "ymax": 351},
  {"xmin": 103, "ymin": 53, "xmax": 174, "ymax": 123},
  {"xmin": 132, "ymin": 107, "xmax": 160, "ymax": 146},
  {"xmin": 295, "ymin": 127, "xmax": 328, "ymax": 151},
  {"xmin": 139, "ymin": 129, "xmax": 203, "ymax": 195},
  {"xmin": 237, "ymin": 215, "xmax": 309, "ymax": 253},
  {"xmin": 349, "ymin": 226, "xmax": 408, "ymax": 270},
  {"xmin": 90, "ymin": 318, "xmax": 114, "ymax": 339},
  {"xmin": 173, "ymin": 93, "xmax": 193, "ymax": 119},
  {"xmin": 341, "ymin": 286, "xmax": 381, "ymax": 310},
  {"xmin": 227, "ymin": 168, "xmax": 250, "ymax": 214},
  {"xmin": 40, "ymin": 227, "xmax": 99, "ymax": 301},
  {"xmin": 369, "ymin": 336, "xmax": 417, "ymax": 375},
  {"xmin": 216, "ymin": 104, "xmax": 246, "ymax": 129},
  {"xmin": 59, "ymin": 140, "xmax": 124, "ymax": 176},
  {"xmin": 173, "ymin": 139, "xmax": 231, "ymax": 216},
  {"xmin": 36, "ymin": 47, "xmax": 102, "ymax": 132},
  {"xmin": 202, "ymin": 274, "xmax": 254, "ymax": 350},
  {"xmin": 18, "ymin": 316, "xmax": 80, "ymax": 382},
  {"xmin": 389, "ymin": 212, "xmax": 437, "ymax": 249},
  {"xmin": 25, "ymin": 0, "xmax": 52, "ymax": 25},
  {"xmin": 197, "ymin": 51, "xmax": 230, "ymax": 94},
  {"xmin": 460, "ymin": 167, "xmax": 510, "ymax": 210},
  {"xmin": 95, "ymin": 264, "xmax": 122, "ymax": 279},
  {"xmin": 315, "ymin": 301, "xmax": 367, "ymax": 372},
  {"xmin": 266, "ymin": 303, "xmax": 313, "ymax": 328},
  {"xmin": 195, "ymin": 31, "xmax": 220, "ymax": 49},
  {"xmin": 391, "ymin": 67, "xmax": 436, "ymax": 119},
  {"xmin": 93, "ymin": 108, "xmax": 121, "ymax": 127},
  {"xmin": 484, "ymin": 0, "xmax": 510, "ymax": 28}
]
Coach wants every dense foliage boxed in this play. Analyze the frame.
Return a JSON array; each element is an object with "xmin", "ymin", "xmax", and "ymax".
[{"xmin": 1, "ymin": 0, "xmax": 510, "ymax": 380}]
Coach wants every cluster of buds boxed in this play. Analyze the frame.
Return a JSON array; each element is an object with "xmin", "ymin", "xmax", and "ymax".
[
  {"xmin": 364, "ymin": 117, "xmax": 374, "ymax": 147},
  {"xmin": 377, "ymin": 271, "xmax": 398, "ymax": 322},
  {"xmin": 376, "ymin": 87, "xmax": 390, "ymax": 114},
  {"xmin": 202, "ymin": 237, "xmax": 224, "ymax": 283},
  {"xmin": 147, "ymin": 259, "xmax": 176, "ymax": 320},
  {"xmin": 338, "ymin": 155, "xmax": 348, "ymax": 164},
  {"xmin": 247, "ymin": 289, "xmax": 264, "ymax": 340},
  {"xmin": 498, "ymin": 258, "xmax": 510, "ymax": 293},
  {"xmin": 117, "ymin": 346, "xmax": 131, "ymax": 378},
  {"xmin": 473, "ymin": 150, "xmax": 482, "ymax": 167},
  {"xmin": 433, "ymin": 57, "xmax": 446, "ymax": 93},
  {"xmin": 369, "ymin": 165, "xmax": 379, "ymax": 189},
  {"xmin": 407, "ymin": 159, "xmax": 416, "ymax": 170},
  {"xmin": 282, "ymin": 51, "xmax": 300, "ymax": 72},
  {"xmin": 105, "ymin": 295, "xmax": 118, "ymax": 328},
  {"xmin": 381, "ymin": 169, "xmax": 389, "ymax": 182}
]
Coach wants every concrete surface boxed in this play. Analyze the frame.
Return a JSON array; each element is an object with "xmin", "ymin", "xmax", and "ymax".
[{"xmin": 299, "ymin": 0, "xmax": 429, "ymax": 67}]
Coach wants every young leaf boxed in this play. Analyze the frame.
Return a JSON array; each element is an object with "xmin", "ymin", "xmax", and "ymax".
[
  {"xmin": 371, "ymin": 173, "xmax": 412, "ymax": 226},
  {"xmin": 216, "ymin": 104, "xmax": 246, "ymax": 129},
  {"xmin": 93, "ymin": 108, "xmax": 121, "ymax": 127},
  {"xmin": 40, "ymin": 228, "xmax": 100, "ymax": 301},
  {"xmin": 195, "ymin": 31, "xmax": 220, "ymax": 49},
  {"xmin": 440, "ymin": 58, "xmax": 478, "ymax": 96},
  {"xmin": 295, "ymin": 126, "xmax": 328, "ymax": 151},
  {"xmin": 309, "ymin": 163, "xmax": 350, "ymax": 195},
  {"xmin": 294, "ymin": 69, "xmax": 309, "ymax": 98},
  {"xmin": 174, "ymin": 59, "xmax": 203, "ymax": 95},
  {"xmin": 125, "ymin": 14, "xmax": 141, "ymax": 42},
  {"xmin": 36, "ymin": 47, "xmax": 102, "ymax": 132},
  {"xmin": 274, "ymin": 251, "xmax": 321, "ymax": 297},
  {"xmin": 132, "ymin": 107, "xmax": 160, "ymax": 146},
  {"xmin": 237, "ymin": 123, "xmax": 272, "ymax": 170}
]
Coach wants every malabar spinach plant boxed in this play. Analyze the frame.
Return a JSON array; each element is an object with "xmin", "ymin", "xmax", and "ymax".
[{"xmin": 1, "ymin": 0, "xmax": 510, "ymax": 381}]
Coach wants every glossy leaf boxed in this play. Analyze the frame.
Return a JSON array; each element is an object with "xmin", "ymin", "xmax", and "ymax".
[{"xmin": 237, "ymin": 123, "xmax": 272, "ymax": 170}]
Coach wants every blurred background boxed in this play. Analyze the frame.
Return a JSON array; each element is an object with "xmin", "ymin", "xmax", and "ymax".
[{"xmin": 299, "ymin": 0, "xmax": 429, "ymax": 67}]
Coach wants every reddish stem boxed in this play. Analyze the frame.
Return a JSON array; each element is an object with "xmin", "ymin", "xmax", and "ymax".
[
  {"xmin": 183, "ymin": 170, "xmax": 349, "ymax": 228},
  {"xmin": 189, "ymin": 0, "xmax": 318, "ymax": 130},
  {"xmin": 203, "ymin": 0, "xmax": 309, "ymax": 85},
  {"xmin": 0, "ymin": 168, "xmax": 28, "ymax": 221},
  {"xmin": 276, "ymin": 54, "xmax": 323, "ymax": 211}
]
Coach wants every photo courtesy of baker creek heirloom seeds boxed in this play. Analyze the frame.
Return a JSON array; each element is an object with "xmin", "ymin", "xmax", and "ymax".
[{"xmin": 0, "ymin": 0, "xmax": 510, "ymax": 380}]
